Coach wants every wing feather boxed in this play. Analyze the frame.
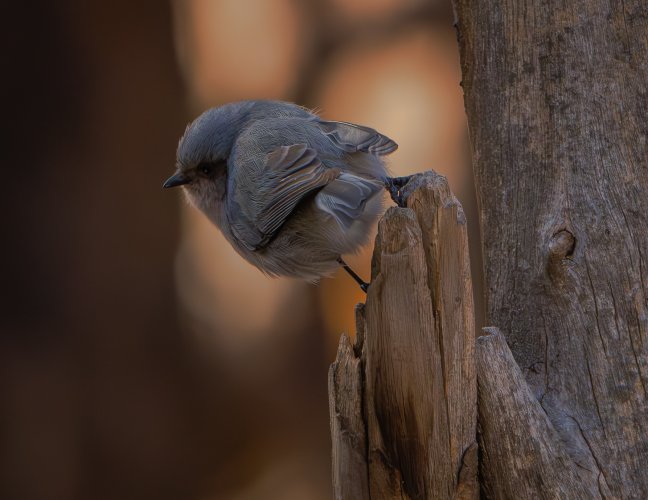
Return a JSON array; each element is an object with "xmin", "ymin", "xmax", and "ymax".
[
  {"xmin": 315, "ymin": 173, "xmax": 383, "ymax": 228},
  {"xmin": 229, "ymin": 143, "xmax": 339, "ymax": 250},
  {"xmin": 317, "ymin": 120, "xmax": 398, "ymax": 155}
]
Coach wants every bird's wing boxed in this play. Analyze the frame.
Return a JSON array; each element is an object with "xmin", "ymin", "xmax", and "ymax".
[
  {"xmin": 315, "ymin": 172, "xmax": 384, "ymax": 228},
  {"xmin": 228, "ymin": 143, "xmax": 340, "ymax": 251},
  {"xmin": 316, "ymin": 120, "xmax": 398, "ymax": 155}
]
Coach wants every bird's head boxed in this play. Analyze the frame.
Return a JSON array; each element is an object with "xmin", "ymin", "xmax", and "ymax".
[{"xmin": 163, "ymin": 103, "xmax": 253, "ymax": 206}]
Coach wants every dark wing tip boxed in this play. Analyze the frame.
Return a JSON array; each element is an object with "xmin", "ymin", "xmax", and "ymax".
[{"xmin": 317, "ymin": 120, "xmax": 398, "ymax": 156}]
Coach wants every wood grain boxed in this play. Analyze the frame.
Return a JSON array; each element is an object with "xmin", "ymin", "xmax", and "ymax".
[
  {"xmin": 477, "ymin": 327, "xmax": 601, "ymax": 499},
  {"xmin": 329, "ymin": 172, "xmax": 477, "ymax": 499},
  {"xmin": 329, "ymin": 314, "xmax": 370, "ymax": 500},
  {"xmin": 453, "ymin": 0, "xmax": 648, "ymax": 496}
]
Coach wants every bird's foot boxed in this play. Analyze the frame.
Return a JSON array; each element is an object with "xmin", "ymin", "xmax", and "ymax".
[
  {"xmin": 337, "ymin": 257, "xmax": 370, "ymax": 294},
  {"xmin": 384, "ymin": 175, "xmax": 414, "ymax": 208}
]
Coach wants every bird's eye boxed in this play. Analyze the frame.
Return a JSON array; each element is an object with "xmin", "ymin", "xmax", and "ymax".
[{"xmin": 198, "ymin": 163, "xmax": 214, "ymax": 176}]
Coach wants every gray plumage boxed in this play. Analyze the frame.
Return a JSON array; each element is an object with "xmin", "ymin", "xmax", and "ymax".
[{"xmin": 165, "ymin": 100, "xmax": 398, "ymax": 281}]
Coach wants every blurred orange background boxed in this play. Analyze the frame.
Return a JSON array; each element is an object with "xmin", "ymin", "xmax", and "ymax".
[{"xmin": 2, "ymin": 1, "xmax": 481, "ymax": 499}]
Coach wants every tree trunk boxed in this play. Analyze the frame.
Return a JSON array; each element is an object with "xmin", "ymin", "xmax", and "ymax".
[
  {"xmin": 453, "ymin": 0, "xmax": 648, "ymax": 497},
  {"xmin": 476, "ymin": 327, "xmax": 600, "ymax": 498},
  {"xmin": 329, "ymin": 172, "xmax": 478, "ymax": 499}
]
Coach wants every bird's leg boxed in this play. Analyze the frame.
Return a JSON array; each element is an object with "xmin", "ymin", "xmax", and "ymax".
[
  {"xmin": 384, "ymin": 175, "xmax": 413, "ymax": 208},
  {"xmin": 337, "ymin": 257, "xmax": 369, "ymax": 293}
]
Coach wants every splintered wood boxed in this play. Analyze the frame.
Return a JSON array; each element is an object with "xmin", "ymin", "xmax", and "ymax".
[
  {"xmin": 329, "ymin": 172, "xmax": 477, "ymax": 500},
  {"xmin": 476, "ymin": 327, "xmax": 600, "ymax": 499}
]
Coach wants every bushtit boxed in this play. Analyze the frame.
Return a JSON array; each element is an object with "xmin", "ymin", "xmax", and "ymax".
[{"xmin": 164, "ymin": 100, "xmax": 407, "ymax": 291}]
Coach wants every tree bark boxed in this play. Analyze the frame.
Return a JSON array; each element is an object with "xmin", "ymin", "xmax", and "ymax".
[
  {"xmin": 329, "ymin": 172, "xmax": 478, "ymax": 499},
  {"xmin": 453, "ymin": 0, "xmax": 648, "ymax": 497},
  {"xmin": 476, "ymin": 327, "xmax": 600, "ymax": 499}
]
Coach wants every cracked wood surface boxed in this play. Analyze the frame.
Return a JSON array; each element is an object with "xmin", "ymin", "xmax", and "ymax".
[
  {"xmin": 329, "ymin": 172, "xmax": 477, "ymax": 499},
  {"xmin": 477, "ymin": 327, "xmax": 601, "ymax": 499},
  {"xmin": 453, "ymin": 0, "xmax": 648, "ymax": 496}
]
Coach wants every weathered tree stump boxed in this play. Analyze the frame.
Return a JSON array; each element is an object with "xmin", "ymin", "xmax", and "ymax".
[
  {"xmin": 329, "ymin": 172, "xmax": 478, "ymax": 500},
  {"xmin": 331, "ymin": 1, "xmax": 648, "ymax": 497}
]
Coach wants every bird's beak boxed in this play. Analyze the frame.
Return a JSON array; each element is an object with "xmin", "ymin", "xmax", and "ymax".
[{"xmin": 163, "ymin": 172, "xmax": 191, "ymax": 189}]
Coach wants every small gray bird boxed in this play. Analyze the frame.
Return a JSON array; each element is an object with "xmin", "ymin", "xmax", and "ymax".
[{"xmin": 163, "ymin": 100, "xmax": 407, "ymax": 291}]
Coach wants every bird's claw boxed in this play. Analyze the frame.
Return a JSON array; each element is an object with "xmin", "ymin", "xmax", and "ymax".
[{"xmin": 385, "ymin": 175, "xmax": 413, "ymax": 208}]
